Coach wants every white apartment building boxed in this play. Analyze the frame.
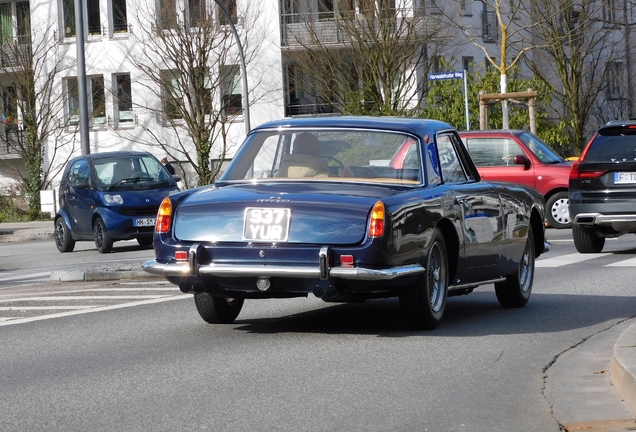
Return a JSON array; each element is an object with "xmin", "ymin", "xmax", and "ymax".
[{"xmin": 0, "ymin": 0, "xmax": 631, "ymax": 190}]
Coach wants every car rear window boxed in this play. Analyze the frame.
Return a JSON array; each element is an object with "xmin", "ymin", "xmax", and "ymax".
[{"xmin": 585, "ymin": 129, "xmax": 636, "ymax": 162}]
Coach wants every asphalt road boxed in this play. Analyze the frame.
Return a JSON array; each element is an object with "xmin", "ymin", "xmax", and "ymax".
[{"xmin": 0, "ymin": 229, "xmax": 635, "ymax": 431}]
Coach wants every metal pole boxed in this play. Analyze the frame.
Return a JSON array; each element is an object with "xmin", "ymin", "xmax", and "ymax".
[
  {"xmin": 463, "ymin": 70, "xmax": 470, "ymax": 130},
  {"xmin": 74, "ymin": 0, "xmax": 90, "ymax": 154},
  {"xmin": 214, "ymin": 1, "xmax": 251, "ymax": 134},
  {"xmin": 624, "ymin": 0, "xmax": 633, "ymax": 118}
]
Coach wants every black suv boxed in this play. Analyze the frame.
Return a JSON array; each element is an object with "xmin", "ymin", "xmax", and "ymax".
[{"xmin": 569, "ymin": 119, "xmax": 636, "ymax": 253}]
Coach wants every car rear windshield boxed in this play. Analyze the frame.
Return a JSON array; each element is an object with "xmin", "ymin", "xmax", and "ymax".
[
  {"xmin": 585, "ymin": 129, "xmax": 636, "ymax": 162},
  {"xmin": 221, "ymin": 129, "xmax": 424, "ymax": 185}
]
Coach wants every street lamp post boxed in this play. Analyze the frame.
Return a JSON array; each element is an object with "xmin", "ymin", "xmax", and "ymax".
[
  {"xmin": 74, "ymin": 0, "xmax": 90, "ymax": 155},
  {"xmin": 214, "ymin": 1, "xmax": 250, "ymax": 134}
]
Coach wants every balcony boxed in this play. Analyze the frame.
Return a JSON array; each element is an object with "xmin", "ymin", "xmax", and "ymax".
[
  {"xmin": 0, "ymin": 42, "xmax": 31, "ymax": 69},
  {"xmin": 281, "ymin": 8, "xmax": 436, "ymax": 48}
]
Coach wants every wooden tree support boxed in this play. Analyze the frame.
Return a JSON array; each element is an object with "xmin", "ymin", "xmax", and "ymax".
[{"xmin": 479, "ymin": 89, "xmax": 538, "ymax": 133}]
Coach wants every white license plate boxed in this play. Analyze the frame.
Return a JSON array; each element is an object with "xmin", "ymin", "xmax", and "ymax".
[
  {"xmin": 614, "ymin": 172, "xmax": 636, "ymax": 184},
  {"xmin": 134, "ymin": 218, "xmax": 156, "ymax": 227},
  {"xmin": 243, "ymin": 208, "xmax": 291, "ymax": 242}
]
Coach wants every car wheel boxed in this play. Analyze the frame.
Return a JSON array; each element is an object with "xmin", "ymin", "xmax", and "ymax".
[
  {"xmin": 94, "ymin": 217, "xmax": 113, "ymax": 254},
  {"xmin": 572, "ymin": 225, "xmax": 605, "ymax": 253},
  {"xmin": 194, "ymin": 293, "xmax": 244, "ymax": 324},
  {"xmin": 495, "ymin": 226, "xmax": 535, "ymax": 308},
  {"xmin": 545, "ymin": 191, "xmax": 572, "ymax": 229},
  {"xmin": 136, "ymin": 237, "xmax": 153, "ymax": 247},
  {"xmin": 54, "ymin": 217, "xmax": 75, "ymax": 253},
  {"xmin": 399, "ymin": 230, "xmax": 448, "ymax": 330}
]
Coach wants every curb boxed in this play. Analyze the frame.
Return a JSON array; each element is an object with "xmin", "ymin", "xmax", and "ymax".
[
  {"xmin": 0, "ymin": 229, "xmax": 54, "ymax": 243},
  {"xmin": 50, "ymin": 269, "xmax": 158, "ymax": 282},
  {"xmin": 611, "ymin": 320, "xmax": 636, "ymax": 412}
]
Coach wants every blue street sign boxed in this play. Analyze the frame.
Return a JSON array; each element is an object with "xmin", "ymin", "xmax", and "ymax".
[{"xmin": 428, "ymin": 71, "xmax": 465, "ymax": 81}]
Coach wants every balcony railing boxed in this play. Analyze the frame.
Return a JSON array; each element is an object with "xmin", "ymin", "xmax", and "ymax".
[
  {"xmin": 0, "ymin": 42, "xmax": 31, "ymax": 69},
  {"xmin": 281, "ymin": 8, "xmax": 436, "ymax": 47},
  {"xmin": 285, "ymin": 102, "xmax": 336, "ymax": 117}
]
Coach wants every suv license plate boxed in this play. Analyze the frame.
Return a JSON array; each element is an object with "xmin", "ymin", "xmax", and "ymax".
[
  {"xmin": 614, "ymin": 172, "xmax": 636, "ymax": 184},
  {"xmin": 243, "ymin": 208, "xmax": 291, "ymax": 242},
  {"xmin": 134, "ymin": 218, "xmax": 156, "ymax": 227}
]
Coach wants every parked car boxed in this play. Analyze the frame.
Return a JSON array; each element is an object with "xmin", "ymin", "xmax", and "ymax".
[
  {"xmin": 569, "ymin": 119, "xmax": 636, "ymax": 253},
  {"xmin": 142, "ymin": 116, "xmax": 548, "ymax": 330},
  {"xmin": 54, "ymin": 151, "xmax": 180, "ymax": 253},
  {"xmin": 459, "ymin": 130, "xmax": 572, "ymax": 229}
]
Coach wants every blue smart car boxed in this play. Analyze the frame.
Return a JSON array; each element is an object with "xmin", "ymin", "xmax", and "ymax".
[{"xmin": 54, "ymin": 151, "xmax": 180, "ymax": 253}]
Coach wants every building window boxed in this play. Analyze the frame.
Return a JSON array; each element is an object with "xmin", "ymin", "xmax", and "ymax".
[
  {"xmin": 462, "ymin": 56, "xmax": 474, "ymax": 74},
  {"xmin": 431, "ymin": 56, "xmax": 443, "ymax": 73},
  {"xmin": 220, "ymin": 64, "xmax": 242, "ymax": 116},
  {"xmin": 607, "ymin": 61, "xmax": 623, "ymax": 100},
  {"xmin": 111, "ymin": 0, "xmax": 127, "ymax": 33},
  {"xmin": 460, "ymin": 0, "xmax": 472, "ymax": 16},
  {"xmin": 218, "ymin": 0, "xmax": 237, "ymax": 25},
  {"xmin": 158, "ymin": 0, "xmax": 177, "ymax": 29},
  {"xmin": 87, "ymin": 0, "xmax": 101, "ymax": 35},
  {"xmin": 2, "ymin": 85, "xmax": 18, "ymax": 131},
  {"xmin": 0, "ymin": 1, "xmax": 30, "ymax": 44},
  {"xmin": 602, "ymin": 0, "xmax": 616, "ymax": 23},
  {"xmin": 162, "ymin": 70, "xmax": 182, "ymax": 120},
  {"xmin": 482, "ymin": 4, "xmax": 497, "ymax": 42},
  {"xmin": 115, "ymin": 73, "xmax": 133, "ymax": 124},
  {"xmin": 63, "ymin": 0, "xmax": 75, "ymax": 37},
  {"xmin": 65, "ymin": 76, "xmax": 106, "ymax": 126},
  {"xmin": 485, "ymin": 57, "xmax": 496, "ymax": 73},
  {"xmin": 189, "ymin": 0, "xmax": 206, "ymax": 26}
]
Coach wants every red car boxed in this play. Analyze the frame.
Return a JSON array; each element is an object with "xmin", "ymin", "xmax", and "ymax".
[{"xmin": 458, "ymin": 130, "xmax": 572, "ymax": 229}]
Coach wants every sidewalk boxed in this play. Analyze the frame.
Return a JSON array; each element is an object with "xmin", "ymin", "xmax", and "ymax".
[{"xmin": 1, "ymin": 221, "xmax": 636, "ymax": 429}]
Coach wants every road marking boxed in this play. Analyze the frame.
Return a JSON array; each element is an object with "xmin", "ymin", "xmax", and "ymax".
[
  {"xmin": 0, "ymin": 294, "xmax": 190, "ymax": 326},
  {"xmin": 536, "ymin": 253, "xmax": 609, "ymax": 268},
  {"xmin": 605, "ymin": 257, "xmax": 636, "ymax": 267},
  {"xmin": 0, "ymin": 272, "xmax": 51, "ymax": 282},
  {"xmin": 0, "ymin": 306, "xmax": 98, "ymax": 310},
  {"xmin": 0, "ymin": 295, "xmax": 171, "ymax": 302}
]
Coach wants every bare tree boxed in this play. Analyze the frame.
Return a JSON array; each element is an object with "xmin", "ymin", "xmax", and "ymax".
[
  {"xmin": 122, "ymin": 0, "xmax": 266, "ymax": 187},
  {"xmin": 522, "ymin": 0, "xmax": 624, "ymax": 152},
  {"xmin": 282, "ymin": 0, "xmax": 456, "ymax": 116},
  {"xmin": 448, "ymin": 0, "xmax": 539, "ymax": 129},
  {"xmin": 0, "ymin": 23, "xmax": 78, "ymax": 219}
]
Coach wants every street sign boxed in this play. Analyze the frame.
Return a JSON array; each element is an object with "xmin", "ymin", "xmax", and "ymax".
[
  {"xmin": 428, "ymin": 71, "xmax": 465, "ymax": 81},
  {"xmin": 427, "ymin": 70, "xmax": 470, "ymax": 130}
]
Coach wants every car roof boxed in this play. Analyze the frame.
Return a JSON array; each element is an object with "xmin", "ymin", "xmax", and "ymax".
[
  {"xmin": 69, "ymin": 151, "xmax": 154, "ymax": 163},
  {"xmin": 251, "ymin": 116, "xmax": 455, "ymax": 138}
]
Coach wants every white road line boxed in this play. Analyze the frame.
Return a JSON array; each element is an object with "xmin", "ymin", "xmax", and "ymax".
[
  {"xmin": 81, "ymin": 288, "xmax": 178, "ymax": 292},
  {"xmin": 536, "ymin": 253, "xmax": 609, "ymax": 268},
  {"xmin": 0, "ymin": 272, "xmax": 51, "ymax": 282},
  {"xmin": 0, "ymin": 295, "xmax": 170, "ymax": 302},
  {"xmin": 605, "ymin": 257, "xmax": 636, "ymax": 267},
  {"xmin": 0, "ymin": 294, "xmax": 190, "ymax": 326},
  {"xmin": 0, "ymin": 306, "xmax": 98, "ymax": 310}
]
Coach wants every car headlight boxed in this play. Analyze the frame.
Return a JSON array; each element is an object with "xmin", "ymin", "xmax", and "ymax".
[{"xmin": 104, "ymin": 194, "xmax": 124, "ymax": 204}]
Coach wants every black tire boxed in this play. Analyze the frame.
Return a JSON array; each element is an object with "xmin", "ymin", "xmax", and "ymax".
[
  {"xmin": 399, "ymin": 230, "xmax": 449, "ymax": 330},
  {"xmin": 136, "ymin": 237, "xmax": 153, "ymax": 246},
  {"xmin": 572, "ymin": 225, "xmax": 605, "ymax": 253},
  {"xmin": 194, "ymin": 293, "xmax": 244, "ymax": 324},
  {"xmin": 54, "ymin": 217, "xmax": 75, "ymax": 253},
  {"xmin": 545, "ymin": 191, "xmax": 572, "ymax": 229},
  {"xmin": 495, "ymin": 226, "xmax": 535, "ymax": 308},
  {"xmin": 94, "ymin": 217, "xmax": 113, "ymax": 254}
]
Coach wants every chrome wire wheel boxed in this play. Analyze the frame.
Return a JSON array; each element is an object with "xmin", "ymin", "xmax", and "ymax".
[
  {"xmin": 518, "ymin": 241, "xmax": 533, "ymax": 294},
  {"xmin": 428, "ymin": 241, "xmax": 446, "ymax": 313}
]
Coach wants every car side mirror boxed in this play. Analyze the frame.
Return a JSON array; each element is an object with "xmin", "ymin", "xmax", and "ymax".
[
  {"xmin": 172, "ymin": 174, "xmax": 182, "ymax": 183},
  {"xmin": 513, "ymin": 155, "xmax": 531, "ymax": 170},
  {"xmin": 75, "ymin": 179, "xmax": 90, "ymax": 189}
]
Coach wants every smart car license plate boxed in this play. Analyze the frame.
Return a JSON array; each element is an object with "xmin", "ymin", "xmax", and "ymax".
[
  {"xmin": 134, "ymin": 218, "xmax": 156, "ymax": 227},
  {"xmin": 243, "ymin": 208, "xmax": 291, "ymax": 242},
  {"xmin": 614, "ymin": 172, "xmax": 636, "ymax": 184}
]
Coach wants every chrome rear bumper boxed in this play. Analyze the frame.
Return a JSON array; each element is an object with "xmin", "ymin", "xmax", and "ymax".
[{"xmin": 142, "ymin": 259, "xmax": 425, "ymax": 281}]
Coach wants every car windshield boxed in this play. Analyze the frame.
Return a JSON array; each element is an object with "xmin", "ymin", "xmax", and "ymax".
[
  {"xmin": 93, "ymin": 155, "xmax": 172, "ymax": 189},
  {"xmin": 516, "ymin": 132, "xmax": 564, "ymax": 164},
  {"xmin": 221, "ymin": 129, "xmax": 423, "ymax": 185},
  {"xmin": 585, "ymin": 129, "xmax": 636, "ymax": 162}
]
